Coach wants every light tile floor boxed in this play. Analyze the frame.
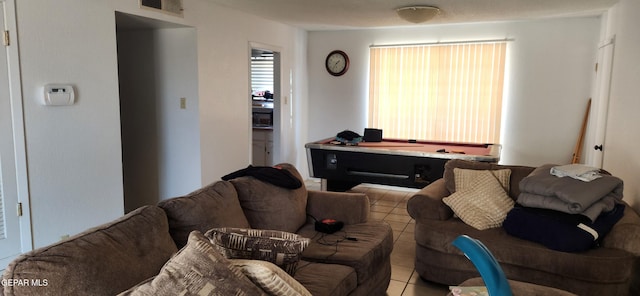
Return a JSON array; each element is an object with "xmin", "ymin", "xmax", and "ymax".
[{"xmin": 305, "ymin": 180, "xmax": 450, "ymax": 296}]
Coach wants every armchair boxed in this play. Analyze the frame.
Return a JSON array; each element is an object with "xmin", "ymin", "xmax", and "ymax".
[{"xmin": 407, "ymin": 159, "xmax": 640, "ymax": 295}]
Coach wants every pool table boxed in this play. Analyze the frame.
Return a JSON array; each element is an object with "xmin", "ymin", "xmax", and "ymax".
[{"xmin": 305, "ymin": 137, "xmax": 501, "ymax": 191}]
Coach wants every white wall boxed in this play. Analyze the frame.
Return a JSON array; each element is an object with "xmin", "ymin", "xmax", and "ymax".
[
  {"xmin": 155, "ymin": 28, "xmax": 201, "ymax": 199},
  {"xmin": 603, "ymin": 0, "xmax": 640, "ymax": 210},
  {"xmin": 188, "ymin": 1, "xmax": 307, "ymax": 184},
  {"xmin": 16, "ymin": 0, "xmax": 307, "ymax": 248},
  {"xmin": 307, "ymin": 17, "xmax": 600, "ymax": 168}
]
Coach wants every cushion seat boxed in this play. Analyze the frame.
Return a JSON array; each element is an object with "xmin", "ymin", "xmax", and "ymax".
[
  {"xmin": 297, "ymin": 221, "xmax": 394, "ymax": 285},
  {"xmin": 415, "ymin": 216, "xmax": 635, "ymax": 285},
  {"xmin": 293, "ymin": 261, "xmax": 358, "ymax": 296}
]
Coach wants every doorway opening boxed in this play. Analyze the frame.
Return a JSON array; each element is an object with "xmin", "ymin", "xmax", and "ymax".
[
  {"xmin": 250, "ymin": 45, "xmax": 281, "ymax": 166},
  {"xmin": 115, "ymin": 12, "xmax": 200, "ymax": 213}
]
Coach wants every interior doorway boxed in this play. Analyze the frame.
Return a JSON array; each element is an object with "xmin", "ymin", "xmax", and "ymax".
[
  {"xmin": 115, "ymin": 12, "xmax": 200, "ymax": 213},
  {"xmin": 250, "ymin": 44, "xmax": 281, "ymax": 166}
]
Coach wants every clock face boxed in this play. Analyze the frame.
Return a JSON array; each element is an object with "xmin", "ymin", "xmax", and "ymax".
[{"xmin": 325, "ymin": 50, "xmax": 349, "ymax": 76}]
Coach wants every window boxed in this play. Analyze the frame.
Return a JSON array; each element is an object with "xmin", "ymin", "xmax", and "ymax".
[
  {"xmin": 369, "ymin": 42, "xmax": 507, "ymax": 143},
  {"xmin": 251, "ymin": 50, "xmax": 274, "ymax": 97}
]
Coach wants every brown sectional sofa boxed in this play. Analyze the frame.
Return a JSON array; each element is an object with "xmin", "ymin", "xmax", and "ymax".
[
  {"xmin": 407, "ymin": 159, "xmax": 640, "ymax": 296},
  {"xmin": 2, "ymin": 164, "xmax": 393, "ymax": 296}
]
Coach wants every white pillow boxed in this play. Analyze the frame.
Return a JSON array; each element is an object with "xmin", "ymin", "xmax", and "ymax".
[{"xmin": 444, "ymin": 170, "xmax": 514, "ymax": 230}]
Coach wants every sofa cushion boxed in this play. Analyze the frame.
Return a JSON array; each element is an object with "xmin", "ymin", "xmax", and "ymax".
[
  {"xmin": 230, "ymin": 259, "xmax": 312, "ymax": 296},
  {"xmin": 413, "ymin": 219, "xmax": 636, "ymax": 286},
  {"xmin": 230, "ymin": 163, "xmax": 308, "ymax": 233},
  {"xmin": 119, "ymin": 231, "xmax": 265, "ymax": 296},
  {"xmin": 443, "ymin": 170, "xmax": 515, "ymax": 230},
  {"xmin": 444, "ymin": 159, "xmax": 535, "ymax": 199},
  {"xmin": 2, "ymin": 206, "xmax": 178, "ymax": 296},
  {"xmin": 158, "ymin": 180, "xmax": 251, "ymax": 248},
  {"xmin": 293, "ymin": 261, "xmax": 358, "ymax": 296},
  {"xmin": 206, "ymin": 227, "xmax": 310, "ymax": 275},
  {"xmin": 296, "ymin": 221, "xmax": 394, "ymax": 285}
]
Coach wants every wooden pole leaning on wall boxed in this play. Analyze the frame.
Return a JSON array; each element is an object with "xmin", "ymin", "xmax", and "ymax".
[{"xmin": 571, "ymin": 98, "xmax": 592, "ymax": 164}]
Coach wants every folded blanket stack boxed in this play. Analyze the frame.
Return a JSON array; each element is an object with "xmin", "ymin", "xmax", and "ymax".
[
  {"xmin": 517, "ymin": 164, "xmax": 623, "ymax": 221},
  {"xmin": 503, "ymin": 164, "xmax": 625, "ymax": 252}
]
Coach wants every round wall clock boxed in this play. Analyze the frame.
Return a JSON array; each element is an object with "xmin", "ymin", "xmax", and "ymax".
[{"xmin": 325, "ymin": 50, "xmax": 350, "ymax": 76}]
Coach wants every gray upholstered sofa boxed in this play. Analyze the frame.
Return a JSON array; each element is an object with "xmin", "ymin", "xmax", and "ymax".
[
  {"xmin": 3, "ymin": 164, "xmax": 393, "ymax": 296},
  {"xmin": 407, "ymin": 159, "xmax": 640, "ymax": 296}
]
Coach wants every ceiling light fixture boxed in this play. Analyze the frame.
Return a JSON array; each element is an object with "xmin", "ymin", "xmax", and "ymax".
[{"xmin": 396, "ymin": 6, "xmax": 440, "ymax": 23}]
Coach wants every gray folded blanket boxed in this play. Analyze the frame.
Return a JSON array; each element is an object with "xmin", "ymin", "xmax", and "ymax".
[{"xmin": 517, "ymin": 164, "xmax": 624, "ymax": 221}]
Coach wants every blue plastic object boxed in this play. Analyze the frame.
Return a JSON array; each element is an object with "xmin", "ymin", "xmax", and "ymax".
[{"xmin": 452, "ymin": 235, "xmax": 513, "ymax": 296}]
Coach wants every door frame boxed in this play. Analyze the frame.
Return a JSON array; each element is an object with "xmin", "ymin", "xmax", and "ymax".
[{"xmin": 0, "ymin": 0, "xmax": 33, "ymax": 268}]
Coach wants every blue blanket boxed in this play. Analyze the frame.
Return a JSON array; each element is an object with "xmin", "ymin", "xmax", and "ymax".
[{"xmin": 503, "ymin": 203, "xmax": 625, "ymax": 252}]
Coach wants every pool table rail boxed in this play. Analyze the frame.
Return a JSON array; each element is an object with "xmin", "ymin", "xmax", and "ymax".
[{"xmin": 304, "ymin": 137, "xmax": 501, "ymax": 191}]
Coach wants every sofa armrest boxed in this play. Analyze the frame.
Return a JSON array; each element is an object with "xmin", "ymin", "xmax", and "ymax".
[
  {"xmin": 407, "ymin": 178, "xmax": 454, "ymax": 222},
  {"xmin": 602, "ymin": 204, "xmax": 640, "ymax": 256},
  {"xmin": 306, "ymin": 190, "xmax": 370, "ymax": 225}
]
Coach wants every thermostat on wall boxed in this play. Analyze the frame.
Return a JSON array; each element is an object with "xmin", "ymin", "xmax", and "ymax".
[{"xmin": 43, "ymin": 84, "xmax": 75, "ymax": 106}]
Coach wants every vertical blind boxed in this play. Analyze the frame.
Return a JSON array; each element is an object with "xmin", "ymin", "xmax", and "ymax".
[
  {"xmin": 251, "ymin": 52, "xmax": 274, "ymax": 94},
  {"xmin": 369, "ymin": 42, "xmax": 507, "ymax": 143}
]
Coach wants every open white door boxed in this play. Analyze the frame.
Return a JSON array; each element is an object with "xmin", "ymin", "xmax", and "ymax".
[
  {"xmin": 585, "ymin": 36, "xmax": 615, "ymax": 168},
  {"xmin": 0, "ymin": 0, "xmax": 32, "ymax": 268}
]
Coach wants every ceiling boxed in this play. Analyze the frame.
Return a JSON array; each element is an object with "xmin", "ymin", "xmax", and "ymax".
[{"xmin": 207, "ymin": 0, "xmax": 618, "ymax": 31}]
